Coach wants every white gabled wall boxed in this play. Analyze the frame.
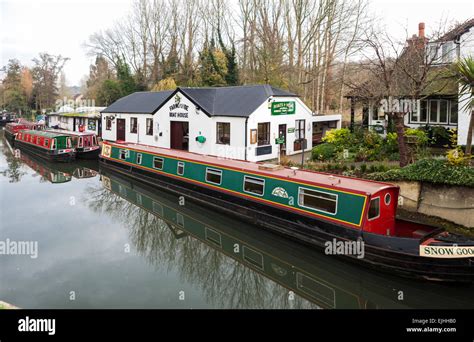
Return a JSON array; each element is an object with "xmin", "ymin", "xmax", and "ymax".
[
  {"xmin": 101, "ymin": 91, "xmax": 341, "ymax": 162},
  {"xmin": 247, "ymin": 97, "xmax": 316, "ymax": 162}
]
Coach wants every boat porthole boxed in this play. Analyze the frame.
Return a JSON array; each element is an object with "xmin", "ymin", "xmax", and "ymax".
[{"xmin": 384, "ymin": 193, "xmax": 391, "ymax": 205}]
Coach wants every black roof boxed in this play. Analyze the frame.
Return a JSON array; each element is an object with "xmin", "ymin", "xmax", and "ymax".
[
  {"xmin": 101, "ymin": 91, "xmax": 174, "ymax": 114},
  {"xmin": 101, "ymin": 85, "xmax": 296, "ymax": 117}
]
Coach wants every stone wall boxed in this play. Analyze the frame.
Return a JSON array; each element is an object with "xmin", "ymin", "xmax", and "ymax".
[{"xmin": 393, "ymin": 181, "xmax": 474, "ymax": 228}]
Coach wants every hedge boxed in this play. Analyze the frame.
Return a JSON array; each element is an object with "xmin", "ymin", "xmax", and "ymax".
[{"xmin": 366, "ymin": 158, "xmax": 474, "ymax": 187}]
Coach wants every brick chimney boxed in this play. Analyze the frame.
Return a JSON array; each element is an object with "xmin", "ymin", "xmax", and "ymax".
[{"xmin": 418, "ymin": 22, "xmax": 425, "ymax": 38}]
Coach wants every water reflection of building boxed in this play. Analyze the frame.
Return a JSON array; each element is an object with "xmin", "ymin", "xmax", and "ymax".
[{"xmin": 94, "ymin": 166, "xmax": 474, "ymax": 309}]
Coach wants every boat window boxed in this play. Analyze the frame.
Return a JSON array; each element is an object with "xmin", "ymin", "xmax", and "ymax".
[
  {"xmin": 44, "ymin": 139, "xmax": 49, "ymax": 147},
  {"xmin": 206, "ymin": 168, "xmax": 222, "ymax": 185},
  {"xmin": 119, "ymin": 149, "xmax": 129, "ymax": 160},
  {"xmin": 384, "ymin": 193, "xmax": 391, "ymax": 206},
  {"xmin": 298, "ymin": 188, "xmax": 337, "ymax": 214},
  {"xmin": 243, "ymin": 246, "xmax": 264, "ymax": 270},
  {"xmin": 67, "ymin": 138, "xmax": 72, "ymax": 148},
  {"xmin": 92, "ymin": 135, "xmax": 97, "ymax": 146},
  {"xmin": 177, "ymin": 161, "xmax": 185, "ymax": 175},
  {"xmin": 51, "ymin": 139, "xmax": 56, "ymax": 150},
  {"xmin": 78, "ymin": 137, "xmax": 83, "ymax": 148},
  {"xmin": 243, "ymin": 176, "xmax": 265, "ymax": 196},
  {"xmin": 136, "ymin": 153, "xmax": 142, "ymax": 165},
  {"xmin": 205, "ymin": 227, "xmax": 222, "ymax": 247},
  {"xmin": 153, "ymin": 157, "xmax": 164, "ymax": 170},
  {"xmin": 368, "ymin": 197, "xmax": 380, "ymax": 220}
]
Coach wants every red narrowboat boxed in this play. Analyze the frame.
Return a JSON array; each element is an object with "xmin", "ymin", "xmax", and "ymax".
[
  {"xmin": 14, "ymin": 130, "xmax": 76, "ymax": 162},
  {"xmin": 4, "ymin": 121, "xmax": 44, "ymax": 143}
]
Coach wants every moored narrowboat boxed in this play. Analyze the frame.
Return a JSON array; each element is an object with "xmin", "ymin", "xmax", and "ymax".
[
  {"xmin": 46, "ymin": 129, "xmax": 100, "ymax": 159},
  {"xmin": 4, "ymin": 121, "xmax": 44, "ymax": 143},
  {"xmin": 14, "ymin": 130, "xmax": 76, "ymax": 162},
  {"xmin": 99, "ymin": 141, "xmax": 474, "ymax": 282}
]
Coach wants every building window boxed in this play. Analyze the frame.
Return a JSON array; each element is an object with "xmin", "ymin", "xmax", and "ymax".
[
  {"xmin": 420, "ymin": 100, "xmax": 428, "ymax": 122},
  {"xmin": 106, "ymin": 117, "xmax": 112, "ymax": 130},
  {"xmin": 450, "ymin": 101, "xmax": 458, "ymax": 124},
  {"xmin": 243, "ymin": 176, "xmax": 264, "ymax": 196},
  {"xmin": 216, "ymin": 122, "xmax": 230, "ymax": 145},
  {"xmin": 295, "ymin": 119, "xmax": 306, "ymax": 139},
  {"xmin": 428, "ymin": 100, "xmax": 449, "ymax": 124},
  {"xmin": 257, "ymin": 122, "xmax": 270, "ymax": 146},
  {"xmin": 130, "ymin": 117, "xmax": 138, "ymax": 133},
  {"xmin": 368, "ymin": 197, "xmax": 380, "ymax": 220},
  {"xmin": 153, "ymin": 157, "xmax": 164, "ymax": 170},
  {"xmin": 136, "ymin": 153, "xmax": 142, "ymax": 165},
  {"xmin": 206, "ymin": 168, "xmax": 222, "ymax": 185},
  {"xmin": 119, "ymin": 149, "xmax": 129, "ymax": 160},
  {"xmin": 298, "ymin": 188, "xmax": 337, "ymax": 214},
  {"xmin": 146, "ymin": 118, "xmax": 153, "ymax": 135},
  {"xmin": 177, "ymin": 161, "xmax": 185, "ymax": 175}
]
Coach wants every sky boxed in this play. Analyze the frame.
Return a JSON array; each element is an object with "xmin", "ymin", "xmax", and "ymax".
[{"xmin": 0, "ymin": 0, "xmax": 473, "ymax": 86}]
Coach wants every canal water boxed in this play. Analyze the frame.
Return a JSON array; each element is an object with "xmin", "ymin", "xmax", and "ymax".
[{"xmin": 0, "ymin": 130, "xmax": 473, "ymax": 309}]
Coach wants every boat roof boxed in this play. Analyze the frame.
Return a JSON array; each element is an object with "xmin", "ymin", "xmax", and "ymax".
[
  {"xmin": 108, "ymin": 141, "xmax": 396, "ymax": 196},
  {"xmin": 45, "ymin": 129, "xmax": 96, "ymax": 137},
  {"xmin": 20, "ymin": 130, "xmax": 71, "ymax": 138}
]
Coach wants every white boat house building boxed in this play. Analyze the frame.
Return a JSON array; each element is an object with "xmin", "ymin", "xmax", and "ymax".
[
  {"xmin": 101, "ymin": 85, "xmax": 341, "ymax": 162},
  {"xmin": 47, "ymin": 106, "xmax": 105, "ymax": 135}
]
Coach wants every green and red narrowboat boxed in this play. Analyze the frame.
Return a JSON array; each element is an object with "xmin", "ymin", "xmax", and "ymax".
[
  {"xmin": 46, "ymin": 129, "xmax": 100, "ymax": 159},
  {"xmin": 4, "ymin": 121, "xmax": 44, "ymax": 143},
  {"xmin": 15, "ymin": 130, "xmax": 76, "ymax": 162},
  {"xmin": 99, "ymin": 141, "xmax": 474, "ymax": 282}
]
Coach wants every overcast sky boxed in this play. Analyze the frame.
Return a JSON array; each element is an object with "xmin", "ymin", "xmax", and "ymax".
[{"xmin": 1, "ymin": 0, "xmax": 473, "ymax": 86}]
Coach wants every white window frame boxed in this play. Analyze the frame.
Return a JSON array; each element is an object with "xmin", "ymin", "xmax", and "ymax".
[
  {"xmin": 136, "ymin": 153, "xmax": 142, "ymax": 165},
  {"xmin": 298, "ymin": 187, "xmax": 338, "ymax": 215},
  {"xmin": 243, "ymin": 175, "xmax": 265, "ymax": 197},
  {"xmin": 119, "ymin": 149, "xmax": 129, "ymax": 160},
  {"xmin": 177, "ymin": 161, "xmax": 185, "ymax": 176},
  {"xmin": 153, "ymin": 157, "xmax": 164, "ymax": 170},
  {"xmin": 205, "ymin": 167, "xmax": 222, "ymax": 185}
]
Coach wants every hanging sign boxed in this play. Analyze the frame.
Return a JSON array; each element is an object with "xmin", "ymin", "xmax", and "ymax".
[{"xmin": 271, "ymin": 101, "xmax": 296, "ymax": 115}]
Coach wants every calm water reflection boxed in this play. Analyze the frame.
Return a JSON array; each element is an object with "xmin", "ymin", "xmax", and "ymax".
[{"xmin": 0, "ymin": 130, "xmax": 473, "ymax": 309}]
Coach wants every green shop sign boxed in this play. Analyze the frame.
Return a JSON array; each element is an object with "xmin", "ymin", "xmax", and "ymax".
[{"xmin": 271, "ymin": 101, "xmax": 295, "ymax": 115}]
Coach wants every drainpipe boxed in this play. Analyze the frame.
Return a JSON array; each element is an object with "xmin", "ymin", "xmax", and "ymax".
[{"xmin": 244, "ymin": 117, "xmax": 249, "ymax": 161}]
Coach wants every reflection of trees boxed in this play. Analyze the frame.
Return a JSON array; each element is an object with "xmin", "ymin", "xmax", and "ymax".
[
  {"xmin": 85, "ymin": 180, "xmax": 319, "ymax": 309},
  {"xmin": 0, "ymin": 137, "xmax": 27, "ymax": 183}
]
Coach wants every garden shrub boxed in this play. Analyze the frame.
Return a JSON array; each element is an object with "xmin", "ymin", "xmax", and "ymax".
[
  {"xmin": 367, "ymin": 158, "xmax": 474, "ymax": 187},
  {"xmin": 312, "ymin": 143, "xmax": 337, "ymax": 161}
]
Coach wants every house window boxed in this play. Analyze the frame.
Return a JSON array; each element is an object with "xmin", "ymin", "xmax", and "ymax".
[
  {"xmin": 295, "ymin": 119, "xmax": 306, "ymax": 139},
  {"xmin": 119, "ymin": 149, "xmax": 129, "ymax": 160},
  {"xmin": 298, "ymin": 188, "xmax": 337, "ymax": 214},
  {"xmin": 428, "ymin": 100, "xmax": 449, "ymax": 124},
  {"xmin": 206, "ymin": 168, "xmax": 222, "ymax": 185},
  {"xmin": 420, "ymin": 100, "xmax": 428, "ymax": 122},
  {"xmin": 153, "ymin": 157, "xmax": 164, "ymax": 170},
  {"xmin": 243, "ymin": 176, "xmax": 264, "ymax": 196},
  {"xmin": 216, "ymin": 122, "xmax": 230, "ymax": 145},
  {"xmin": 450, "ymin": 101, "xmax": 458, "ymax": 124},
  {"xmin": 136, "ymin": 153, "xmax": 142, "ymax": 165},
  {"xmin": 368, "ymin": 197, "xmax": 380, "ymax": 220},
  {"xmin": 130, "ymin": 117, "xmax": 138, "ymax": 133},
  {"xmin": 146, "ymin": 118, "xmax": 153, "ymax": 135},
  {"xmin": 257, "ymin": 122, "xmax": 270, "ymax": 146},
  {"xmin": 106, "ymin": 117, "xmax": 112, "ymax": 130},
  {"xmin": 177, "ymin": 161, "xmax": 185, "ymax": 175}
]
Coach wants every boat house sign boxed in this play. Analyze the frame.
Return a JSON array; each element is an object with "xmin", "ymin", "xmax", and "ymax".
[{"xmin": 271, "ymin": 101, "xmax": 295, "ymax": 115}]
